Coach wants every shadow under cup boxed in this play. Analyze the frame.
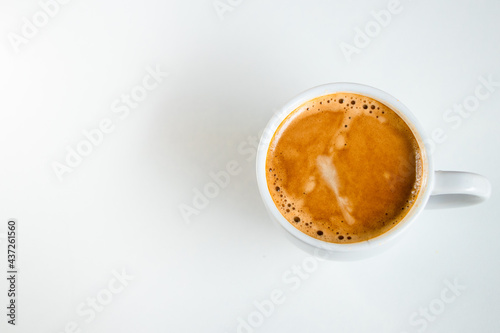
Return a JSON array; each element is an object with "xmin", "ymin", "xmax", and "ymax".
[{"xmin": 256, "ymin": 83, "xmax": 433, "ymax": 260}]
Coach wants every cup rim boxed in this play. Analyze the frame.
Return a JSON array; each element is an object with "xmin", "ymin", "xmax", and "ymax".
[{"xmin": 256, "ymin": 82, "xmax": 434, "ymax": 253}]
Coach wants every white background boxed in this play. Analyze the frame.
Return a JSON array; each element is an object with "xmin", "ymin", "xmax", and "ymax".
[{"xmin": 1, "ymin": 0, "xmax": 499, "ymax": 332}]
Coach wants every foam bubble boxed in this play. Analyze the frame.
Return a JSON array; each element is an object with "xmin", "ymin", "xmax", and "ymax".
[
  {"xmin": 335, "ymin": 135, "xmax": 346, "ymax": 150},
  {"xmin": 304, "ymin": 176, "xmax": 316, "ymax": 193}
]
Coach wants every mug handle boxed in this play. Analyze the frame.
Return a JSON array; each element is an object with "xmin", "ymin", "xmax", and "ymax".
[{"xmin": 426, "ymin": 171, "xmax": 491, "ymax": 209}]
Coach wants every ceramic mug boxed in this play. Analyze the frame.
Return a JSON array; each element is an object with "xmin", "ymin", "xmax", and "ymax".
[{"xmin": 256, "ymin": 83, "xmax": 491, "ymax": 260}]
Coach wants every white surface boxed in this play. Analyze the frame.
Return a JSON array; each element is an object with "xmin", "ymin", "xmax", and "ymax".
[{"xmin": 0, "ymin": 0, "xmax": 499, "ymax": 332}]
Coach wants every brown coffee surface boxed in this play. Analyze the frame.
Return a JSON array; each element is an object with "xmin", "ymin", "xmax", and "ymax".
[{"xmin": 266, "ymin": 93, "xmax": 422, "ymax": 243}]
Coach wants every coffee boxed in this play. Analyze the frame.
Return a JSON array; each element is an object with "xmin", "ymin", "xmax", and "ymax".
[{"xmin": 266, "ymin": 93, "xmax": 423, "ymax": 243}]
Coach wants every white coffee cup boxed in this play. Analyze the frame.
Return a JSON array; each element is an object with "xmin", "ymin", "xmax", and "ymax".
[{"xmin": 256, "ymin": 83, "xmax": 491, "ymax": 260}]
